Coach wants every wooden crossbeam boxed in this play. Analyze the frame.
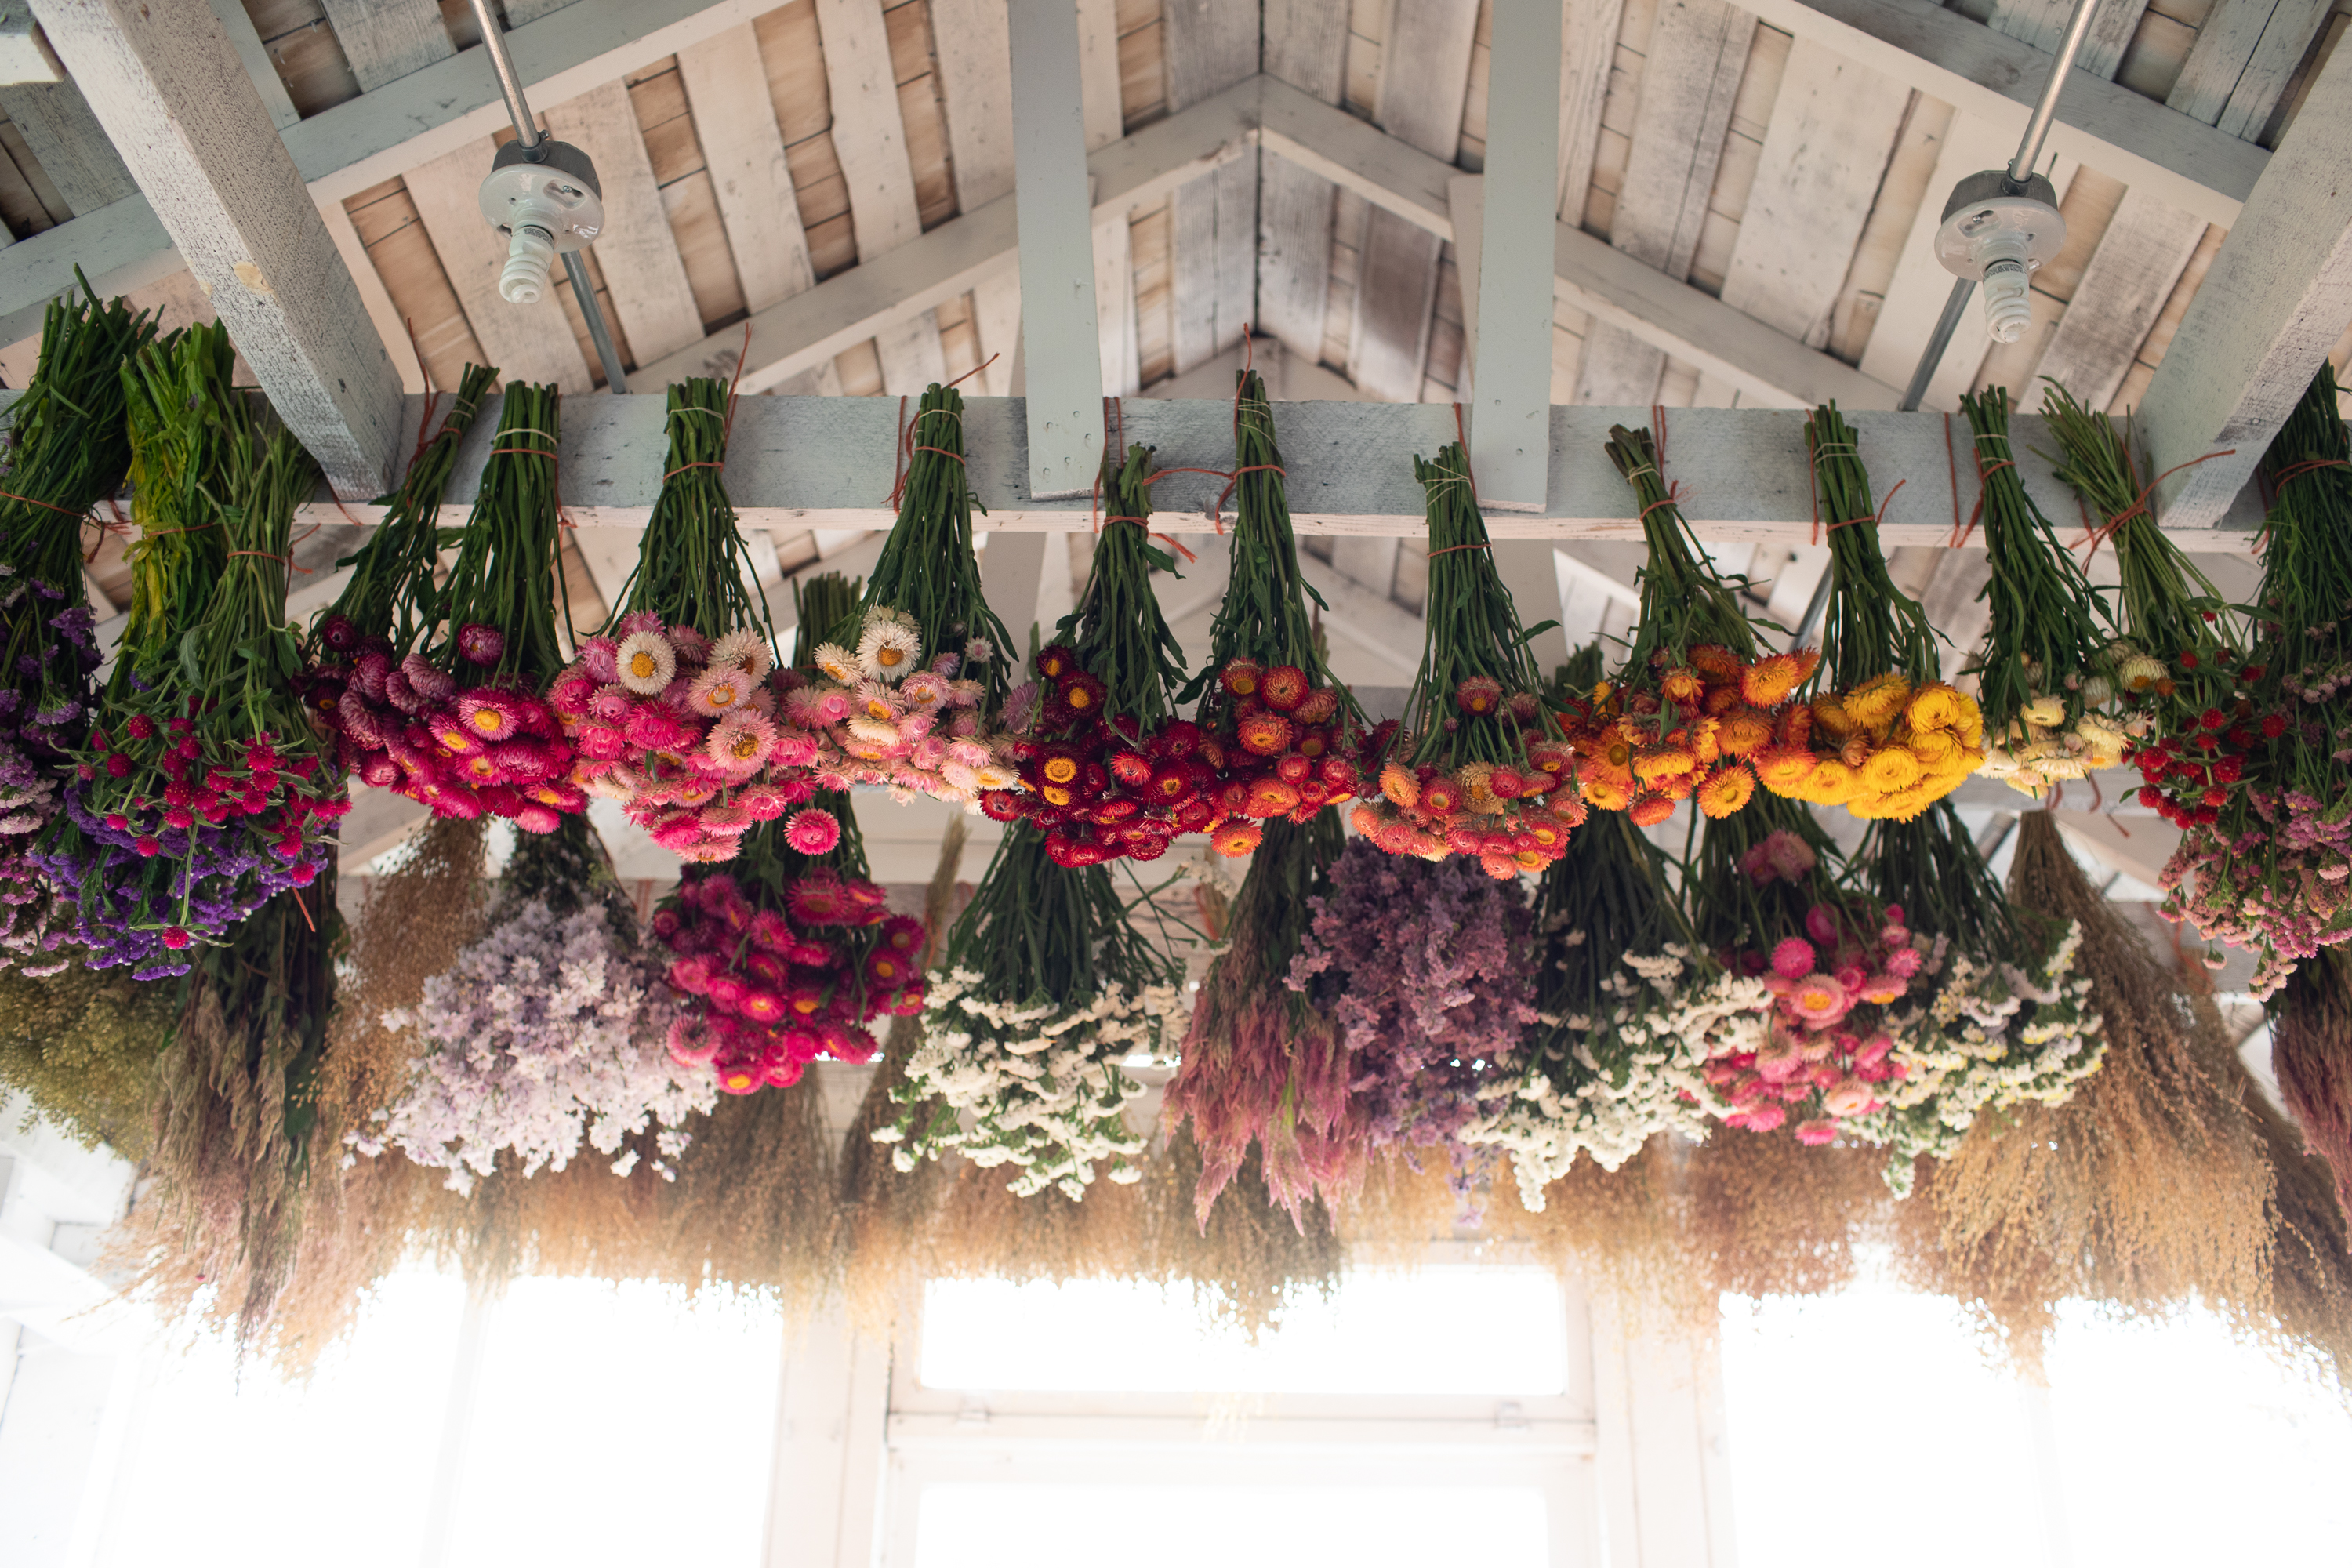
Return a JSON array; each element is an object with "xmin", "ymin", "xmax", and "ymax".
[{"xmin": 122, "ymin": 391, "xmax": 2263, "ymax": 540}]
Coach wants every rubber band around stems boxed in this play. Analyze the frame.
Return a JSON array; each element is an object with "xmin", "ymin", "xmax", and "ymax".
[
  {"xmin": 1087, "ymin": 396, "xmax": 1200, "ymax": 563},
  {"xmin": 2071, "ymin": 447, "xmax": 2237, "ymax": 561}
]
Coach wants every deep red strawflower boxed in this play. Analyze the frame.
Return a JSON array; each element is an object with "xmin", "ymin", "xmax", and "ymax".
[{"xmin": 2181, "ymin": 652, "xmax": 2200, "ymax": 670}]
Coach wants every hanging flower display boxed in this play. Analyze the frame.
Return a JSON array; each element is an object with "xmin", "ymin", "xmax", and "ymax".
[
  {"xmin": 2158, "ymin": 365, "xmax": 2352, "ymax": 996},
  {"xmin": 883, "ymin": 818, "xmax": 1187, "ymax": 1197},
  {"xmin": 1176, "ymin": 370, "xmax": 1368, "ymax": 858},
  {"xmin": 987, "ymin": 441, "xmax": 1201, "ymax": 866},
  {"xmin": 1758, "ymin": 403, "xmax": 1984, "ymax": 819},
  {"xmin": 1355, "ymin": 441, "xmax": 1582, "ymax": 873},
  {"xmin": 1563, "ymin": 424, "xmax": 1814, "ymax": 826},
  {"xmin": 0, "ymin": 282, "xmax": 157, "ymax": 973},
  {"xmin": 359, "ymin": 816, "xmax": 717, "ymax": 1192},
  {"xmin": 367, "ymin": 381, "xmax": 585, "ymax": 833},
  {"xmin": 1284, "ymin": 837, "xmax": 1539, "ymax": 1189},
  {"xmin": 302, "ymin": 362, "xmax": 498, "ymax": 798},
  {"xmin": 34, "ymin": 324, "xmax": 346, "ymax": 978},
  {"xmin": 782, "ymin": 382, "xmax": 1022, "ymax": 805},
  {"xmin": 654, "ymin": 789, "xmax": 918, "ymax": 1094},
  {"xmin": 1958, "ymin": 385, "xmax": 2123, "ymax": 796},
  {"xmin": 558, "ymin": 376, "xmax": 806, "ymax": 862}
]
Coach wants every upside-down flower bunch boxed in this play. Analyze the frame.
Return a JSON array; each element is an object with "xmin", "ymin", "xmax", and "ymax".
[
  {"xmin": 301, "ymin": 363, "xmax": 497, "ymax": 801},
  {"xmin": 1758, "ymin": 404, "xmax": 1985, "ymax": 820},
  {"xmin": 1961, "ymin": 386, "xmax": 2128, "ymax": 797},
  {"xmin": 1176, "ymin": 372, "xmax": 1369, "ymax": 859},
  {"xmin": 2158, "ymin": 364, "xmax": 2352, "ymax": 996},
  {"xmin": 1566, "ymin": 425, "xmax": 1814, "ymax": 826},
  {"xmin": 34, "ymin": 323, "xmax": 346, "ymax": 978},
  {"xmin": 983, "ymin": 443, "xmax": 1204, "ymax": 866},
  {"xmin": 884, "ymin": 818, "xmax": 1188, "ymax": 1196},
  {"xmin": 1355, "ymin": 442, "xmax": 1582, "ymax": 875},
  {"xmin": 0, "ymin": 281, "xmax": 156, "ymax": 972},
  {"xmin": 561, "ymin": 376, "xmax": 810, "ymax": 862},
  {"xmin": 1465, "ymin": 655, "xmax": 1767, "ymax": 1208},
  {"xmin": 655, "ymin": 790, "xmax": 919, "ymax": 1094},
  {"xmin": 359, "ymin": 817, "xmax": 717, "ymax": 1193},
  {"xmin": 362, "ymin": 382, "xmax": 584, "ymax": 833},
  {"xmin": 1693, "ymin": 811, "xmax": 1929, "ymax": 1144},
  {"xmin": 1286, "ymin": 837, "xmax": 1539, "ymax": 1188},
  {"xmin": 789, "ymin": 382, "xmax": 1022, "ymax": 805}
]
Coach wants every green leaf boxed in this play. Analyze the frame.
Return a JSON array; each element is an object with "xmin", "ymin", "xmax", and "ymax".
[{"xmin": 177, "ymin": 625, "xmax": 201, "ymax": 687}]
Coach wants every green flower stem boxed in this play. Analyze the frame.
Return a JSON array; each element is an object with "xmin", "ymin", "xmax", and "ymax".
[
  {"xmin": 610, "ymin": 376, "xmax": 776, "ymax": 653},
  {"xmin": 1058, "ymin": 441, "xmax": 1189, "ymax": 730},
  {"xmin": 435, "ymin": 383, "xmax": 567, "ymax": 689},
  {"xmin": 1806, "ymin": 401, "xmax": 1940, "ymax": 692}
]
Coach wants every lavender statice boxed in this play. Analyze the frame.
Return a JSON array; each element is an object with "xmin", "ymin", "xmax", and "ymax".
[
  {"xmin": 358, "ymin": 898, "xmax": 718, "ymax": 1194},
  {"xmin": 0, "ymin": 737, "xmax": 69, "ymax": 974},
  {"xmin": 1287, "ymin": 840, "xmax": 1537, "ymax": 1184}
]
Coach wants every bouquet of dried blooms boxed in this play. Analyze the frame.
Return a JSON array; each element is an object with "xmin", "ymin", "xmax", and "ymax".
[
  {"xmin": 36, "ymin": 323, "xmax": 347, "ymax": 978},
  {"xmin": 1563, "ymin": 425, "xmax": 1814, "ymax": 826},
  {"xmin": 987, "ymin": 442, "xmax": 1202, "ymax": 866},
  {"xmin": 1356, "ymin": 441, "xmax": 1581, "ymax": 873},
  {"xmin": 1176, "ymin": 372, "xmax": 1369, "ymax": 858}
]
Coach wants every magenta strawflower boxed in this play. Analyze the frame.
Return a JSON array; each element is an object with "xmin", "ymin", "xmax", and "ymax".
[{"xmin": 783, "ymin": 808, "xmax": 841, "ymax": 855}]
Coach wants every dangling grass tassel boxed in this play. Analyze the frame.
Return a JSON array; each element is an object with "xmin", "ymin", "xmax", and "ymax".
[{"xmin": 2270, "ymin": 947, "xmax": 2352, "ymax": 1230}]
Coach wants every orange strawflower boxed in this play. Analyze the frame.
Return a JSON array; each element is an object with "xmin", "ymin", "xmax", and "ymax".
[
  {"xmin": 1661, "ymin": 665, "xmax": 1705, "ymax": 705},
  {"xmin": 1379, "ymin": 762, "xmax": 1421, "ymax": 808},
  {"xmin": 1754, "ymin": 747, "xmax": 1817, "ymax": 793},
  {"xmin": 1717, "ymin": 706, "xmax": 1773, "ymax": 757},
  {"xmin": 1210, "ymin": 819, "xmax": 1263, "ymax": 857},
  {"xmin": 1689, "ymin": 644, "xmax": 1744, "ymax": 685},
  {"xmin": 1628, "ymin": 791, "xmax": 1676, "ymax": 826},
  {"xmin": 1741, "ymin": 649, "xmax": 1818, "ymax": 707},
  {"xmin": 1696, "ymin": 760, "xmax": 1755, "ymax": 818}
]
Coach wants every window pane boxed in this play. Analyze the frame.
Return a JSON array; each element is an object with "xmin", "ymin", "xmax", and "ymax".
[
  {"xmin": 920, "ymin": 1268, "xmax": 1568, "ymax": 1395},
  {"xmin": 916, "ymin": 1484, "xmax": 1549, "ymax": 1568},
  {"xmin": 445, "ymin": 1279, "xmax": 779, "ymax": 1566}
]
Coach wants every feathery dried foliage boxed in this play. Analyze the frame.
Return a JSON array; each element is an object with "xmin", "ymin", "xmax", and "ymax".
[
  {"xmin": 925, "ymin": 1156, "xmax": 1152, "ymax": 1286},
  {"xmin": 1142, "ymin": 1123, "xmax": 1343, "ymax": 1343},
  {"xmin": 664, "ymin": 1080, "xmax": 836, "ymax": 1313},
  {"xmin": 416, "ymin": 1139, "xmax": 670, "ymax": 1291},
  {"xmin": 1925, "ymin": 811, "xmax": 2273, "ymax": 1365},
  {"xmin": 1341, "ymin": 1156, "xmax": 1475, "ymax": 1270},
  {"xmin": 1482, "ymin": 1136, "xmax": 1712, "ymax": 1334},
  {"xmin": 1885, "ymin": 1156, "xmax": 2064, "ymax": 1373},
  {"xmin": 2271, "ymin": 948, "xmax": 2352, "ymax": 1227},
  {"xmin": 0, "ymin": 961, "xmax": 176, "ymax": 1158},
  {"xmin": 1686, "ymin": 1131, "xmax": 1893, "ymax": 1301},
  {"xmin": 2248, "ymin": 1077, "xmax": 2352, "ymax": 1395}
]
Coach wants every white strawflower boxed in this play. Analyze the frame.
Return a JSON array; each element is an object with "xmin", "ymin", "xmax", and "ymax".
[
  {"xmin": 708, "ymin": 629, "xmax": 775, "ymax": 680},
  {"xmin": 615, "ymin": 631, "xmax": 678, "ymax": 695},
  {"xmin": 856, "ymin": 615, "xmax": 924, "ymax": 682}
]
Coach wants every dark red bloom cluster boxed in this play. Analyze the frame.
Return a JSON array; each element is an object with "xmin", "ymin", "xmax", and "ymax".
[
  {"xmin": 654, "ymin": 840, "xmax": 924, "ymax": 1095},
  {"xmin": 2126, "ymin": 681, "xmax": 2281, "ymax": 829},
  {"xmin": 1188, "ymin": 655, "xmax": 1367, "ymax": 859},
  {"xmin": 303, "ymin": 618, "xmax": 585, "ymax": 834}
]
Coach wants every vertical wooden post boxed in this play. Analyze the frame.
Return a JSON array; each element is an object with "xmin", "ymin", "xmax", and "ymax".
[
  {"xmin": 1007, "ymin": 0, "xmax": 1105, "ymax": 498},
  {"xmin": 2136, "ymin": 41, "xmax": 2352, "ymax": 531},
  {"xmin": 1469, "ymin": 0, "xmax": 1563, "ymax": 510},
  {"xmin": 30, "ymin": 0, "xmax": 405, "ymax": 498}
]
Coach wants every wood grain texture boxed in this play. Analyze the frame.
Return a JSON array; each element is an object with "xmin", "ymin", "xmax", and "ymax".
[
  {"xmin": 1469, "ymin": 0, "xmax": 1563, "ymax": 504},
  {"xmin": 1558, "ymin": 0, "xmax": 1628, "ymax": 227},
  {"xmin": 1853, "ymin": 110, "xmax": 2020, "ymax": 408},
  {"xmin": 1009, "ymin": 0, "xmax": 1105, "ymax": 491},
  {"xmin": 316, "ymin": 0, "xmax": 453, "ymax": 90},
  {"xmin": 1257, "ymin": 0, "xmax": 1348, "ymax": 365},
  {"xmin": 679, "ymin": 24, "xmax": 818, "ymax": 316},
  {"xmin": 0, "ymin": 79, "xmax": 132, "ymax": 214},
  {"xmin": 818, "ymin": 0, "xmax": 924, "ymax": 256},
  {"xmin": 543, "ymin": 78, "xmax": 705, "ymax": 365},
  {"xmin": 1987, "ymin": 0, "xmax": 2147, "ymax": 75},
  {"xmin": 1352, "ymin": 0, "xmax": 1479, "ymax": 400},
  {"xmin": 2167, "ymin": 0, "xmax": 2332, "ymax": 132},
  {"xmin": 1717, "ymin": 38, "xmax": 1912, "ymax": 349},
  {"xmin": 933, "ymin": 0, "xmax": 1014, "ymax": 205},
  {"xmin": 404, "ymin": 136, "xmax": 593, "ymax": 390},
  {"xmin": 29, "ymin": 0, "xmax": 404, "ymax": 495},
  {"xmin": 1163, "ymin": 0, "xmax": 1257, "ymax": 372},
  {"xmin": 2023, "ymin": 184, "xmax": 2205, "ymax": 412}
]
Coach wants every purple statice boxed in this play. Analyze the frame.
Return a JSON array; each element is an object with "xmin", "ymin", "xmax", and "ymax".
[
  {"xmin": 0, "ymin": 737, "xmax": 69, "ymax": 975},
  {"xmin": 1287, "ymin": 839, "xmax": 1538, "ymax": 1178}
]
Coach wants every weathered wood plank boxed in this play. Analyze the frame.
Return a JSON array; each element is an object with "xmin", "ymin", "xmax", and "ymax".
[
  {"xmin": 1010, "ymin": 0, "xmax": 1106, "ymax": 493},
  {"xmin": 2139, "ymin": 42, "xmax": 2352, "ymax": 528},
  {"xmin": 403, "ymin": 136, "xmax": 594, "ymax": 390},
  {"xmin": 679, "ymin": 23, "xmax": 818, "ymax": 316},
  {"xmin": 29, "ymin": 0, "xmax": 404, "ymax": 495},
  {"xmin": 1163, "ymin": 0, "xmax": 1258, "ymax": 373},
  {"xmin": 315, "ymin": 0, "xmax": 453, "ymax": 91},
  {"xmin": 931, "ymin": 0, "xmax": 1018, "ymax": 393},
  {"xmin": 1258, "ymin": 0, "xmax": 1348, "ymax": 365},
  {"xmin": 2166, "ymin": 0, "xmax": 2332, "ymax": 132},
  {"xmin": 0, "ymin": 78, "xmax": 132, "ymax": 213},
  {"xmin": 1987, "ymin": 0, "xmax": 2147, "ymax": 76},
  {"xmin": 542, "ymin": 79, "xmax": 704, "ymax": 365},
  {"xmin": 2023, "ymin": 185, "xmax": 2205, "ymax": 412},
  {"xmin": 226, "ymin": 392, "xmax": 2267, "ymax": 539},
  {"xmin": 817, "ymin": 0, "xmax": 946, "ymax": 392},
  {"xmin": 206, "ymin": 0, "xmax": 301, "ymax": 131},
  {"xmin": 1717, "ymin": 38, "xmax": 1912, "ymax": 350},
  {"xmin": 1558, "ymin": 0, "xmax": 1627, "ymax": 230},
  {"xmin": 1352, "ymin": 0, "xmax": 1479, "ymax": 401}
]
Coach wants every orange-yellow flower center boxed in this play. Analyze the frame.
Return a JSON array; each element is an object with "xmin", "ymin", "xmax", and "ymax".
[
  {"xmin": 877, "ymin": 644, "xmax": 906, "ymax": 668},
  {"xmin": 1067, "ymin": 686, "xmax": 1093, "ymax": 709},
  {"xmin": 470, "ymin": 710, "xmax": 506, "ymax": 735},
  {"xmin": 1044, "ymin": 757, "xmax": 1079, "ymax": 784},
  {"xmin": 628, "ymin": 652, "xmax": 660, "ymax": 680}
]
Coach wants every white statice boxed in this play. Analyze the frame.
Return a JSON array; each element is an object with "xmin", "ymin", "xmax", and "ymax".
[
  {"xmin": 1840, "ymin": 920, "xmax": 2103, "ymax": 1188},
  {"xmin": 357, "ymin": 899, "xmax": 718, "ymax": 1194},
  {"xmin": 883, "ymin": 967, "xmax": 1187, "ymax": 1200},
  {"xmin": 1462, "ymin": 945, "xmax": 1770, "ymax": 1214}
]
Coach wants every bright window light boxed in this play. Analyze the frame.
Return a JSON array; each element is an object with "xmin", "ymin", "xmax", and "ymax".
[
  {"xmin": 915, "ymin": 1484, "xmax": 1549, "ymax": 1568},
  {"xmin": 919, "ymin": 1268, "xmax": 1569, "ymax": 1396}
]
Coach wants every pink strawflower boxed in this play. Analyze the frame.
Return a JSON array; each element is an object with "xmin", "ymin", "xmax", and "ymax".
[
  {"xmin": 618, "ymin": 610, "xmax": 664, "ymax": 637},
  {"xmin": 625, "ymin": 706, "xmax": 693, "ymax": 752},
  {"xmin": 667, "ymin": 1015, "xmax": 723, "ymax": 1065},
  {"xmin": 1734, "ymin": 1102, "xmax": 1788, "ymax": 1132},
  {"xmin": 769, "ymin": 728, "xmax": 820, "ymax": 768},
  {"xmin": 706, "ymin": 710, "xmax": 777, "ymax": 773},
  {"xmin": 1787, "ymin": 975, "xmax": 1851, "ymax": 1029},
  {"xmin": 1885, "ymin": 945, "xmax": 1923, "ymax": 979},
  {"xmin": 670, "ymin": 625, "xmax": 714, "ymax": 663},
  {"xmin": 652, "ymin": 818, "xmax": 705, "ymax": 851},
  {"xmin": 514, "ymin": 804, "xmax": 562, "ymax": 834},
  {"xmin": 575, "ymin": 724, "xmax": 628, "ymax": 761},
  {"xmin": 899, "ymin": 670, "xmax": 951, "ymax": 710},
  {"xmin": 1769, "ymin": 937, "xmax": 1816, "ymax": 980},
  {"xmin": 456, "ymin": 622, "xmax": 503, "ymax": 666},
  {"xmin": 946, "ymin": 738, "xmax": 993, "ymax": 769},
  {"xmin": 739, "ymin": 783, "xmax": 794, "ymax": 822},
  {"xmin": 700, "ymin": 802, "xmax": 753, "ymax": 834},
  {"xmin": 578, "ymin": 637, "xmax": 621, "ymax": 683},
  {"xmin": 456, "ymin": 689, "xmax": 525, "ymax": 742},
  {"xmin": 1794, "ymin": 1119, "xmax": 1839, "ymax": 1146},
  {"xmin": 548, "ymin": 671, "xmax": 597, "ymax": 717},
  {"xmin": 587, "ymin": 684, "xmax": 637, "ymax": 723},
  {"xmin": 785, "ymin": 808, "xmax": 842, "ymax": 855}
]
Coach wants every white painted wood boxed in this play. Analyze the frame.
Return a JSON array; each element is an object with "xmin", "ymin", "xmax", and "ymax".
[
  {"xmin": 1095, "ymin": 207, "xmax": 1140, "ymax": 394},
  {"xmin": 1258, "ymin": 0, "xmax": 1349, "ymax": 363},
  {"xmin": 1988, "ymin": 0, "xmax": 2147, "ymax": 76},
  {"xmin": 2138, "ymin": 40, "xmax": 2352, "ymax": 530},
  {"xmin": 543, "ymin": 79, "xmax": 705, "ymax": 365},
  {"xmin": 1009, "ymin": 0, "xmax": 1106, "ymax": 495},
  {"xmin": 28, "ymin": 0, "xmax": 405, "ymax": 497},
  {"xmin": 637, "ymin": 81, "xmax": 1255, "ymax": 392},
  {"xmin": 818, "ymin": 0, "xmax": 944, "ymax": 390},
  {"xmin": 933, "ymin": 0, "xmax": 1015, "ymax": 205},
  {"xmin": 1165, "ymin": 0, "xmax": 1260, "ymax": 372},
  {"xmin": 1471, "ymin": 0, "xmax": 1563, "ymax": 507},
  {"xmin": 1558, "ymin": 0, "xmax": 1626, "ymax": 229},
  {"xmin": 977, "ymin": 525, "xmax": 1051, "ymax": 643},
  {"xmin": 317, "ymin": 0, "xmax": 454, "ymax": 91},
  {"xmin": 499, "ymin": 0, "xmax": 577, "ymax": 21},
  {"xmin": 1575, "ymin": 0, "xmax": 1754, "ymax": 406},
  {"xmin": 404, "ymin": 137, "xmax": 594, "ymax": 392},
  {"xmin": 0, "ymin": 3, "xmax": 60, "ymax": 84},
  {"xmin": 220, "ymin": 391, "xmax": 2267, "ymax": 539},
  {"xmin": 680, "ymin": 24, "xmax": 818, "ymax": 315},
  {"xmin": 1353, "ymin": 0, "xmax": 1479, "ymax": 402},
  {"xmin": 763, "ymin": 1308, "xmax": 892, "ymax": 1568},
  {"xmin": 2167, "ymin": 0, "xmax": 2332, "ymax": 132},
  {"xmin": 0, "ymin": 191, "xmax": 180, "ymax": 344},
  {"xmin": 1258, "ymin": 74, "xmax": 1457, "ymax": 237},
  {"xmin": 0, "ymin": 78, "xmax": 132, "ymax": 213},
  {"xmin": 322, "ymin": 194, "xmax": 427, "ymax": 394},
  {"xmin": 1491, "ymin": 539, "xmax": 1571, "ymax": 668},
  {"xmin": 2024, "ymin": 185, "xmax": 2205, "ymax": 412},
  {"xmin": 1735, "ymin": 0, "xmax": 2263, "ymax": 227},
  {"xmin": 207, "ymin": 0, "xmax": 298, "ymax": 129},
  {"xmin": 1718, "ymin": 38, "xmax": 1914, "ymax": 350},
  {"xmin": 1076, "ymin": 0, "xmax": 1123, "ymax": 151}
]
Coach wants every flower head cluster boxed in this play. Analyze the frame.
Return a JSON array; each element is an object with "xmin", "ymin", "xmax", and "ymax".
[
  {"xmin": 1757, "ymin": 674, "xmax": 1988, "ymax": 819},
  {"xmin": 560, "ymin": 615, "xmax": 818, "ymax": 862},
  {"xmin": 1355, "ymin": 725, "xmax": 1584, "ymax": 877},
  {"xmin": 0, "ymin": 737, "xmax": 70, "ymax": 974},
  {"xmin": 782, "ymin": 605, "xmax": 1018, "ymax": 808},
  {"xmin": 654, "ymin": 804, "xmax": 917, "ymax": 1094},
  {"xmin": 1173, "ymin": 655, "xmax": 1367, "ymax": 861},
  {"xmin": 1557, "ymin": 644, "xmax": 1817, "ymax": 826},
  {"xmin": 359, "ymin": 897, "xmax": 717, "ymax": 1193}
]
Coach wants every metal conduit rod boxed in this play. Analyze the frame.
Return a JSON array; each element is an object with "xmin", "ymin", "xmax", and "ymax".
[
  {"xmin": 464, "ymin": 0, "xmax": 630, "ymax": 394},
  {"xmin": 1889, "ymin": 0, "xmax": 2108, "ymax": 416}
]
